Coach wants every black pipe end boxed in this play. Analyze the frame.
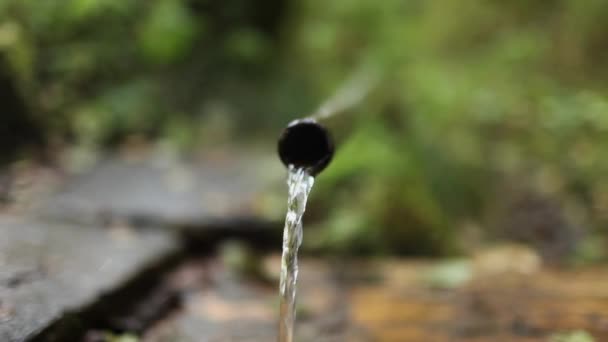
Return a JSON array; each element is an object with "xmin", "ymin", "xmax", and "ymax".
[{"xmin": 278, "ymin": 119, "xmax": 334, "ymax": 176}]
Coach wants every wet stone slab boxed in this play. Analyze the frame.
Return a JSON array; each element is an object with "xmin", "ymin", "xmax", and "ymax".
[
  {"xmin": 144, "ymin": 256, "xmax": 362, "ymax": 342},
  {"xmin": 41, "ymin": 152, "xmax": 282, "ymax": 227},
  {"xmin": 0, "ymin": 215, "xmax": 178, "ymax": 342},
  {"xmin": 144, "ymin": 256, "xmax": 608, "ymax": 342}
]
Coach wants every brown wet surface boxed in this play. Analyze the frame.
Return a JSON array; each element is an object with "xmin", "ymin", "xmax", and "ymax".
[
  {"xmin": 142, "ymin": 251, "xmax": 608, "ymax": 342},
  {"xmin": 349, "ymin": 262, "xmax": 608, "ymax": 341}
]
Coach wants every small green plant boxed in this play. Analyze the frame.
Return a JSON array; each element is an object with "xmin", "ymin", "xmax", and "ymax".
[
  {"xmin": 105, "ymin": 332, "xmax": 139, "ymax": 342},
  {"xmin": 550, "ymin": 330, "xmax": 595, "ymax": 342}
]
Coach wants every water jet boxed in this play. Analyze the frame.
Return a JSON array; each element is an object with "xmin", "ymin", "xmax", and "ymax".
[{"xmin": 275, "ymin": 67, "xmax": 377, "ymax": 342}]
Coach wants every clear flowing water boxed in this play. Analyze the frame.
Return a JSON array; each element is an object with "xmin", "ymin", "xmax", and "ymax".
[{"xmin": 278, "ymin": 166, "xmax": 315, "ymax": 342}]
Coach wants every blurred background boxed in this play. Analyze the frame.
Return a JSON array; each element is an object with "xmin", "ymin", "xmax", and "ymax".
[
  {"xmin": 4, "ymin": 1, "xmax": 608, "ymax": 341},
  {"xmin": 2, "ymin": 0, "xmax": 608, "ymax": 262}
]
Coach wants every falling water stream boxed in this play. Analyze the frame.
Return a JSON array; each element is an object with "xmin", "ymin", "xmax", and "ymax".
[
  {"xmin": 276, "ymin": 66, "xmax": 378, "ymax": 341},
  {"xmin": 277, "ymin": 166, "xmax": 315, "ymax": 342}
]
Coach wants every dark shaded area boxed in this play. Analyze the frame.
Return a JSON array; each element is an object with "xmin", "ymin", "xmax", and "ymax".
[
  {"xmin": 187, "ymin": 0, "xmax": 288, "ymax": 39},
  {"xmin": 0, "ymin": 58, "xmax": 42, "ymax": 163},
  {"xmin": 500, "ymin": 190, "xmax": 581, "ymax": 263}
]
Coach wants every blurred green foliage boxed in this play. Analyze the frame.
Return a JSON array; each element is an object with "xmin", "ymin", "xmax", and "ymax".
[
  {"xmin": 0, "ymin": 0, "xmax": 298, "ymax": 151},
  {"xmin": 2, "ymin": 0, "xmax": 608, "ymax": 256},
  {"xmin": 293, "ymin": 0, "xmax": 608, "ymax": 256}
]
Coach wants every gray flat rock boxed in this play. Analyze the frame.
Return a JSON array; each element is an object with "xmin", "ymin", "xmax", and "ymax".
[
  {"xmin": 145, "ymin": 258, "xmax": 357, "ymax": 342},
  {"xmin": 0, "ymin": 215, "xmax": 178, "ymax": 342},
  {"xmin": 41, "ymin": 152, "xmax": 283, "ymax": 227}
]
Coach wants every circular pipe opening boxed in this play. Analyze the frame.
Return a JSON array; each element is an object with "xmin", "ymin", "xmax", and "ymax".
[{"xmin": 277, "ymin": 119, "xmax": 334, "ymax": 176}]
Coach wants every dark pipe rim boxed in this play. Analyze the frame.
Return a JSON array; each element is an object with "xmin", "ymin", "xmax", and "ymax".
[{"xmin": 277, "ymin": 118, "xmax": 334, "ymax": 176}]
